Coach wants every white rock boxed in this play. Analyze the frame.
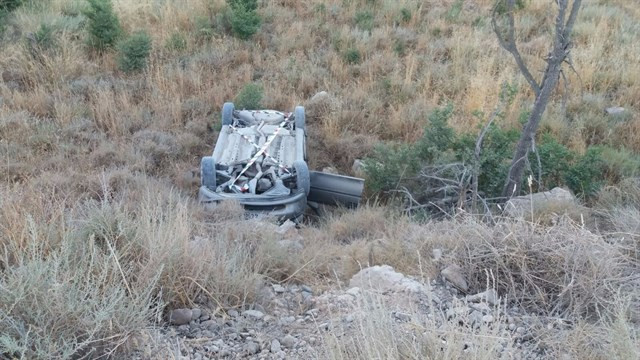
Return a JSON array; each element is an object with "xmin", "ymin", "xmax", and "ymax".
[
  {"xmin": 504, "ymin": 187, "xmax": 576, "ymax": 218},
  {"xmin": 483, "ymin": 314, "xmax": 494, "ymax": 323},
  {"xmin": 432, "ymin": 248, "xmax": 442, "ymax": 261},
  {"xmin": 441, "ymin": 264, "xmax": 468, "ymax": 292},
  {"xmin": 281, "ymin": 334, "xmax": 296, "ymax": 348},
  {"xmin": 466, "ymin": 289, "xmax": 499, "ymax": 306},
  {"xmin": 349, "ymin": 265, "xmax": 427, "ymax": 294},
  {"xmin": 272, "ymin": 284, "xmax": 286, "ymax": 293},
  {"xmin": 243, "ymin": 310, "xmax": 265, "ymax": 320},
  {"xmin": 605, "ymin": 106, "xmax": 626, "ymax": 115},
  {"xmin": 352, "ymin": 159, "xmax": 366, "ymax": 176},
  {"xmin": 270, "ymin": 339, "xmax": 281, "ymax": 353}
]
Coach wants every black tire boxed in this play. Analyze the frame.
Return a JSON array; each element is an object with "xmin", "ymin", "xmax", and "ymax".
[
  {"xmin": 293, "ymin": 160, "xmax": 310, "ymax": 196},
  {"xmin": 201, "ymin": 156, "xmax": 217, "ymax": 190},
  {"xmin": 222, "ymin": 102, "xmax": 235, "ymax": 126},
  {"xmin": 294, "ymin": 106, "xmax": 305, "ymax": 131}
]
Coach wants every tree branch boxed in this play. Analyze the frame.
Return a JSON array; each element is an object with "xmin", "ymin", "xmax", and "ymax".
[
  {"xmin": 492, "ymin": 0, "xmax": 541, "ymax": 95},
  {"xmin": 563, "ymin": 0, "xmax": 583, "ymax": 43}
]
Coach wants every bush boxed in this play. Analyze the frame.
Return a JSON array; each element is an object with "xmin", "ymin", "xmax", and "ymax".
[
  {"xmin": 343, "ymin": 47, "xmax": 361, "ymax": 64},
  {"xmin": 165, "ymin": 31, "xmax": 187, "ymax": 52},
  {"xmin": 84, "ymin": 0, "xmax": 122, "ymax": 51},
  {"xmin": 34, "ymin": 23, "xmax": 55, "ymax": 49},
  {"xmin": 234, "ymin": 83, "xmax": 263, "ymax": 110},
  {"xmin": 117, "ymin": 31, "xmax": 152, "ymax": 73},
  {"xmin": 354, "ymin": 11, "xmax": 374, "ymax": 32},
  {"xmin": 227, "ymin": 0, "xmax": 261, "ymax": 40},
  {"xmin": 399, "ymin": 7, "xmax": 412, "ymax": 23},
  {"xmin": 0, "ymin": 0, "xmax": 23, "ymax": 12}
]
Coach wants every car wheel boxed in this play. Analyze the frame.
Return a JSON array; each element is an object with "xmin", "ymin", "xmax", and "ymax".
[
  {"xmin": 222, "ymin": 102, "xmax": 235, "ymax": 126},
  {"xmin": 294, "ymin": 106, "xmax": 305, "ymax": 131},
  {"xmin": 201, "ymin": 156, "xmax": 217, "ymax": 189},
  {"xmin": 293, "ymin": 160, "xmax": 310, "ymax": 196}
]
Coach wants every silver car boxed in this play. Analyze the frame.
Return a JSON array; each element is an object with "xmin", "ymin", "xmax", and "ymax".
[{"xmin": 199, "ymin": 102, "xmax": 364, "ymax": 220}]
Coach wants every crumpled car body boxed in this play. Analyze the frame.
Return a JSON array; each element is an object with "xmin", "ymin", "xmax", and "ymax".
[{"xmin": 199, "ymin": 102, "xmax": 364, "ymax": 220}]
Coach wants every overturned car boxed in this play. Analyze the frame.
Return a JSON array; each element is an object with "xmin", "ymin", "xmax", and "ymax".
[{"xmin": 198, "ymin": 102, "xmax": 364, "ymax": 220}]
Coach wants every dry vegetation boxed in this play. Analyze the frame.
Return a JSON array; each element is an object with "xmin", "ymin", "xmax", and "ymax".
[{"xmin": 1, "ymin": 0, "xmax": 639, "ymax": 358}]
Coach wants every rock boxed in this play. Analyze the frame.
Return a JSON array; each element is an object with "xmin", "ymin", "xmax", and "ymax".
[
  {"xmin": 349, "ymin": 265, "xmax": 427, "ymax": 294},
  {"xmin": 201, "ymin": 319, "xmax": 218, "ymax": 330},
  {"xmin": 466, "ymin": 289, "xmax": 499, "ymax": 306},
  {"xmin": 272, "ymin": 284, "xmax": 286, "ymax": 293},
  {"xmin": 504, "ymin": 187, "xmax": 577, "ymax": 218},
  {"xmin": 243, "ymin": 341, "xmax": 260, "ymax": 355},
  {"xmin": 346, "ymin": 287, "xmax": 361, "ymax": 297},
  {"xmin": 243, "ymin": 309, "xmax": 265, "ymax": 320},
  {"xmin": 227, "ymin": 309, "xmax": 239, "ymax": 318},
  {"xmin": 270, "ymin": 339, "xmax": 282, "ymax": 353},
  {"xmin": 441, "ymin": 265, "xmax": 468, "ymax": 292},
  {"xmin": 393, "ymin": 312, "xmax": 411, "ymax": 322},
  {"xmin": 469, "ymin": 311, "xmax": 483, "ymax": 327},
  {"xmin": 306, "ymin": 91, "xmax": 334, "ymax": 120},
  {"xmin": 281, "ymin": 334, "xmax": 296, "ymax": 348},
  {"xmin": 276, "ymin": 220, "xmax": 297, "ymax": 237},
  {"xmin": 352, "ymin": 159, "xmax": 366, "ymax": 176},
  {"xmin": 191, "ymin": 308, "xmax": 202, "ymax": 320},
  {"xmin": 605, "ymin": 106, "xmax": 626, "ymax": 115},
  {"xmin": 169, "ymin": 309, "xmax": 193, "ymax": 325},
  {"xmin": 432, "ymin": 248, "xmax": 442, "ymax": 262},
  {"xmin": 322, "ymin": 167, "xmax": 338, "ymax": 174},
  {"xmin": 301, "ymin": 285, "xmax": 313, "ymax": 294},
  {"xmin": 483, "ymin": 314, "xmax": 494, "ymax": 323}
]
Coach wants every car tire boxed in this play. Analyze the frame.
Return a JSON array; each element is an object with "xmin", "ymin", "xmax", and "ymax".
[
  {"xmin": 222, "ymin": 102, "xmax": 235, "ymax": 126},
  {"xmin": 293, "ymin": 160, "xmax": 310, "ymax": 196},
  {"xmin": 294, "ymin": 106, "xmax": 305, "ymax": 131},
  {"xmin": 201, "ymin": 156, "xmax": 217, "ymax": 190}
]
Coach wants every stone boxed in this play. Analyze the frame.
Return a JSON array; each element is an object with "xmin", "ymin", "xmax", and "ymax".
[
  {"xmin": 243, "ymin": 342, "xmax": 260, "ymax": 355},
  {"xmin": 322, "ymin": 167, "xmax": 338, "ymax": 174},
  {"xmin": 272, "ymin": 284, "xmax": 286, "ymax": 293},
  {"xmin": 349, "ymin": 265, "xmax": 427, "ymax": 294},
  {"xmin": 346, "ymin": 287, "xmax": 361, "ymax": 297},
  {"xmin": 393, "ymin": 312, "xmax": 411, "ymax": 322},
  {"xmin": 191, "ymin": 308, "xmax": 202, "ymax": 320},
  {"xmin": 352, "ymin": 159, "xmax": 366, "ymax": 176},
  {"xmin": 605, "ymin": 106, "xmax": 626, "ymax": 115},
  {"xmin": 504, "ymin": 187, "xmax": 577, "ymax": 218},
  {"xmin": 483, "ymin": 314, "xmax": 494, "ymax": 323},
  {"xmin": 441, "ymin": 265, "xmax": 468, "ymax": 292},
  {"xmin": 466, "ymin": 289, "xmax": 499, "ymax": 306},
  {"xmin": 270, "ymin": 339, "xmax": 282, "ymax": 353},
  {"xmin": 169, "ymin": 309, "xmax": 193, "ymax": 325},
  {"xmin": 306, "ymin": 91, "xmax": 334, "ymax": 120},
  {"xmin": 432, "ymin": 248, "xmax": 443, "ymax": 261},
  {"xmin": 276, "ymin": 219, "xmax": 297, "ymax": 237},
  {"xmin": 201, "ymin": 319, "xmax": 218, "ymax": 331},
  {"xmin": 243, "ymin": 309, "xmax": 265, "ymax": 320},
  {"xmin": 301, "ymin": 285, "xmax": 313, "ymax": 294},
  {"xmin": 281, "ymin": 334, "xmax": 296, "ymax": 348}
]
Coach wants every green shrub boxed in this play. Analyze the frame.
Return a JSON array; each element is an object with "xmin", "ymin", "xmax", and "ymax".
[
  {"xmin": 530, "ymin": 134, "xmax": 575, "ymax": 190},
  {"xmin": 84, "ymin": 0, "xmax": 122, "ymax": 51},
  {"xmin": 565, "ymin": 147, "xmax": 606, "ymax": 199},
  {"xmin": 34, "ymin": 23, "xmax": 55, "ymax": 48},
  {"xmin": 399, "ymin": 7, "xmax": 412, "ymax": 23},
  {"xmin": 0, "ymin": 0, "xmax": 23, "ymax": 12},
  {"xmin": 117, "ymin": 31, "xmax": 152, "ymax": 73},
  {"xmin": 227, "ymin": 0, "xmax": 261, "ymax": 40},
  {"xmin": 393, "ymin": 39, "xmax": 406, "ymax": 56},
  {"xmin": 165, "ymin": 31, "xmax": 187, "ymax": 52},
  {"xmin": 343, "ymin": 47, "xmax": 361, "ymax": 64},
  {"xmin": 234, "ymin": 83, "xmax": 263, "ymax": 110},
  {"xmin": 354, "ymin": 11, "xmax": 374, "ymax": 32}
]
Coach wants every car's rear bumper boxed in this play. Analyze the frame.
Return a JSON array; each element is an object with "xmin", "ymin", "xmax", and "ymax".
[{"xmin": 198, "ymin": 186, "xmax": 307, "ymax": 220}]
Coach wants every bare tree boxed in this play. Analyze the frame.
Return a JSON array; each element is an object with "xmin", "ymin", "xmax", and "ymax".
[{"xmin": 493, "ymin": 0, "xmax": 582, "ymax": 198}]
